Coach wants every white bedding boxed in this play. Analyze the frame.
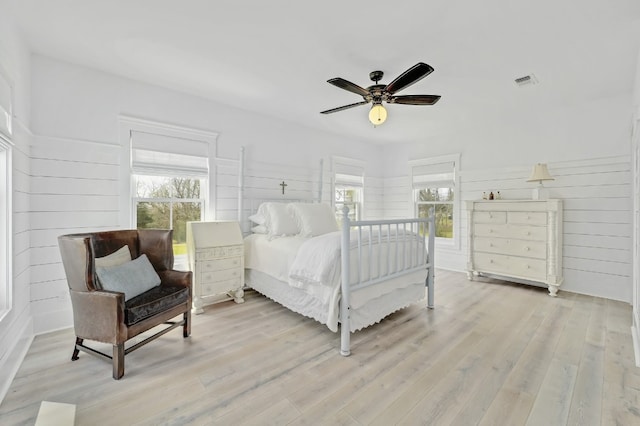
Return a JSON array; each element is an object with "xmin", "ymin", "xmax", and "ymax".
[{"xmin": 244, "ymin": 230, "xmax": 428, "ymax": 332}]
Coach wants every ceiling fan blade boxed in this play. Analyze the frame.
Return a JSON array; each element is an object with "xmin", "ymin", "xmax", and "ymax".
[
  {"xmin": 320, "ymin": 100, "xmax": 369, "ymax": 114},
  {"xmin": 327, "ymin": 78, "xmax": 370, "ymax": 97},
  {"xmin": 385, "ymin": 63, "xmax": 434, "ymax": 95},
  {"xmin": 389, "ymin": 95, "xmax": 441, "ymax": 105}
]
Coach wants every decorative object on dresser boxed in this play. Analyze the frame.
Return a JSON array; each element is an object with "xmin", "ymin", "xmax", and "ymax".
[
  {"xmin": 526, "ymin": 163, "xmax": 555, "ymax": 200},
  {"xmin": 187, "ymin": 221, "xmax": 245, "ymax": 314},
  {"xmin": 466, "ymin": 199, "xmax": 563, "ymax": 296}
]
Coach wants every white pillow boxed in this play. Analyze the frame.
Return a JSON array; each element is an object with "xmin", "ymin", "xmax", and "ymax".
[
  {"xmin": 251, "ymin": 225, "xmax": 268, "ymax": 234},
  {"xmin": 96, "ymin": 254, "xmax": 161, "ymax": 301},
  {"xmin": 264, "ymin": 202, "xmax": 299, "ymax": 237},
  {"xmin": 248, "ymin": 213, "xmax": 266, "ymax": 226},
  {"xmin": 288, "ymin": 203, "xmax": 339, "ymax": 237},
  {"xmin": 95, "ymin": 245, "xmax": 132, "ymax": 268}
]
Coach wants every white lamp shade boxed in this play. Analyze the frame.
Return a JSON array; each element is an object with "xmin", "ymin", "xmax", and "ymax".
[
  {"xmin": 526, "ymin": 163, "xmax": 554, "ymax": 183},
  {"xmin": 369, "ymin": 104, "xmax": 387, "ymax": 125}
]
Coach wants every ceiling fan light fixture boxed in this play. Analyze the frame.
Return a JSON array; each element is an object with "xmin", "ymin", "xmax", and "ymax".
[{"xmin": 369, "ymin": 103, "xmax": 387, "ymax": 126}]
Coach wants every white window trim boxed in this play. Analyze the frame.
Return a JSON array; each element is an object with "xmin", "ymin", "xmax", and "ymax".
[
  {"xmin": 331, "ymin": 155, "xmax": 365, "ymax": 220},
  {"xmin": 0, "ymin": 135, "xmax": 12, "ymax": 321},
  {"xmin": 118, "ymin": 115, "xmax": 218, "ymax": 227},
  {"xmin": 409, "ymin": 153, "xmax": 461, "ymax": 250}
]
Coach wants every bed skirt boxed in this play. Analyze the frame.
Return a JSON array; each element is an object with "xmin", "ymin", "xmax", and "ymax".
[{"xmin": 245, "ymin": 269, "xmax": 426, "ymax": 332}]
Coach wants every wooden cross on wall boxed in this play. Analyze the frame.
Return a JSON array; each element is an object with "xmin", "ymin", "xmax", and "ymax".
[{"xmin": 280, "ymin": 181, "xmax": 287, "ymax": 195}]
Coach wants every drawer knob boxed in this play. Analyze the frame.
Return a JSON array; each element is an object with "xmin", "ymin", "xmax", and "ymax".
[
  {"xmin": 526, "ymin": 265, "xmax": 530, "ymax": 269},
  {"xmin": 525, "ymin": 247, "xmax": 530, "ymax": 251},
  {"xmin": 489, "ymin": 229, "xmax": 493, "ymax": 233},
  {"xmin": 489, "ymin": 243, "xmax": 493, "ymax": 247},
  {"xmin": 526, "ymin": 232, "xmax": 531, "ymax": 236},
  {"xmin": 489, "ymin": 259, "xmax": 494, "ymax": 263}
]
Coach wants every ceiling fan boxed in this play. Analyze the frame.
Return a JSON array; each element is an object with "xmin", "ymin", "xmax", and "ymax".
[{"xmin": 320, "ymin": 62, "xmax": 441, "ymax": 126}]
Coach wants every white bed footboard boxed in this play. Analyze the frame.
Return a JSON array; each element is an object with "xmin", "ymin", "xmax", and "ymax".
[{"xmin": 340, "ymin": 206, "xmax": 435, "ymax": 356}]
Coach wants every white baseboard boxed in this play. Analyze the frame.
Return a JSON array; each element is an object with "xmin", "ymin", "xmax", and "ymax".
[
  {"xmin": 0, "ymin": 316, "xmax": 34, "ymax": 404},
  {"xmin": 633, "ymin": 323, "xmax": 640, "ymax": 368},
  {"xmin": 33, "ymin": 308, "xmax": 73, "ymax": 335}
]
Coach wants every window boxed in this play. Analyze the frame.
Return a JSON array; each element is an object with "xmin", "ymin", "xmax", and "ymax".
[
  {"xmin": 0, "ymin": 138, "xmax": 11, "ymax": 317},
  {"xmin": 133, "ymin": 175, "xmax": 205, "ymax": 264},
  {"xmin": 0, "ymin": 68, "xmax": 12, "ymax": 317},
  {"xmin": 410, "ymin": 154, "xmax": 460, "ymax": 247},
  {"xmin": 123, "ymin": 118, "xmax": 216, "ymax": 270},
  {"xmin": 335, "ymin": 186, "xmax": 361, "ymax": 222},
  {"xmin": 332, "ymin": 157, "xmax": 364, "ymax": 222}
]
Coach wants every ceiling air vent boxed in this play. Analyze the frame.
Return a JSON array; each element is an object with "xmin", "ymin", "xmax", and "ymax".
[{"xmin": 514, "ymin": 74, "xmax": 538, "ymax": 87}]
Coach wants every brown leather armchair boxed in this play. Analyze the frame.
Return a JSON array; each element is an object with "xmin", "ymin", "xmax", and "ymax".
[{"xmin": 58, "ymin": 229, "xmax": 192, "ymax": 379}]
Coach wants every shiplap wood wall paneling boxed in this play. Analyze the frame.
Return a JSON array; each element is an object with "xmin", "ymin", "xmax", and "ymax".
[
  {"xmin": 383, "ymin": 176, "xmax": 411, "ymax": 220},
  {"xmin": 216, "ymin": 158, "xmax": 385, "ymax": 231},
  {"xmin": 0, "ymin": 120, "xmax": 33, "ymax": 390},
  {"xmin": 28, "ymin": 136, "xmax": 121, "ymax": 333},
  {"xmin": 363, "ymin": 176, "xmax": 384, "ymax": 220},
  {"xmin": 380, "ymin": 156, "xmax": 632, "ymax": 302},
  {"xmin": 461, "ymin": 156, "xmax": 632, "ymax": 302}
]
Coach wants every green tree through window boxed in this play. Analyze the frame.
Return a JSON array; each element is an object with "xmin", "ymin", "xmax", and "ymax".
[
  {"xmin": 134, "ymin": 175, "xmax": 204, "ymax": 256},
  {"xmin": 417, "ymin": 187, "xmax": 454, "ymax": 238}
]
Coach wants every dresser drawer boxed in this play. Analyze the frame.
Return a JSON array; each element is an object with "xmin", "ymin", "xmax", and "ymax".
[
  {"xmin": 473, "ymin": 252, "xmax": 547, "ymax": 281},
  {"xmin": 473, "ymin": 211, "xmax": 506, "ymax": 224},
  {"xmin": 200, "ymin": 257, "xmax": 242, "ymax": 272},
  {"xmin": 195, "ymin": 245, "xmax": 243, "ymax": 260},
  {"xmin": 473, "ymin": 237, "xmax": 547, "ymax": 259},
  {"xmin": 201, "ymin": 277, "xmax": 243, "ymax": 296},
  {"xmin": 474, "ymin": 223, "xmax": 546, "ymax": 241},
  {"xmin": 200, "ymin": 267, "xmax": 242, "ymax": 283},
  {"xmin": 508, "ymin": 211, "xmax": 547, "ymax": 226}
]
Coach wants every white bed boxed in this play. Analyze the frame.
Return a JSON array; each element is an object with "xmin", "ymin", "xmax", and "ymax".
[{"xmin": 244, "ymin": 201, "xmax": 435, "ymax": 356}]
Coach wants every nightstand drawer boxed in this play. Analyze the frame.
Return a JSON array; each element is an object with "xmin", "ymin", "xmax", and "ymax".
[
  {"xmin": 195, "ymin": 245, "xmax": 243, "ymax": 260},
  {"xmin": 201, "ymin": 267, "xmax": 242, "ymax": 283},
  {"xmin": 474, "ymin": 237, "xmax": 547, "ymax": 259},
  {"xmin": 200, "ymin": 257, "xmax": 242, "ymax": 272},
  {"xmin": 202, "ymin": 277, "xmax": 243, "ymax": 296}
]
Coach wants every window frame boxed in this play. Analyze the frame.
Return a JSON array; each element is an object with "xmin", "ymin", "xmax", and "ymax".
[
  {"xmin": 0, "ymin": 135, "xmax": 12, "ymax": 320},
  {"xmin": 409, "ymin": 153, "xmax": 461, "ymax": 250},
  {"xmin": 332, "ymin": 155, "xmax": 365, "ymax": 222}
]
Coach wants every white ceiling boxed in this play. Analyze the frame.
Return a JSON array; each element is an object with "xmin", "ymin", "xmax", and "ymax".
[{"xmin": 5, "ymin": 0, "xmax": 640, "ymax": 144}]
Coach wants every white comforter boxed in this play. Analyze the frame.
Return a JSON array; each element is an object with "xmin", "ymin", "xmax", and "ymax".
[{"xmin": 245, "ymin": 229, "xmax": 427, "ymax": 332}]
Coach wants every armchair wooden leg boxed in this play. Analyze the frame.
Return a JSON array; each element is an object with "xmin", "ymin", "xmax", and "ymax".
[
  {"xmin": 113, "ymin": 343, "xmax": 124, "ymax": 380},
  {"xmin": 71, "ymin": 337, "xmax": 83, "ymax": 361},
  {"xmin": 183, "ymin": 311, "xmax": 191, "ymax": 338}
]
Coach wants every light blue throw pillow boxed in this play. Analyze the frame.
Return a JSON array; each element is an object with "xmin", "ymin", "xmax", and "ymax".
[{"xmin": 96, "ymin": 254, "xmax": 161, "ymax": 301}]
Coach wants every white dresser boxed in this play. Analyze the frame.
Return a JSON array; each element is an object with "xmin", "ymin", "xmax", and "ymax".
[
  {"xmin": 465, "ymin": 200, "xmax": 563, "ymax": 296},
  {"xmin": 186, "ymin": 221, "xmax": 245, "ymax": 314}
]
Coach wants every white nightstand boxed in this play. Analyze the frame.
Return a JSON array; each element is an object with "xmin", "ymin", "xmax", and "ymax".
[{"xmin": 186, "ymin": 221, "xmax": 245, "ymax": 314}]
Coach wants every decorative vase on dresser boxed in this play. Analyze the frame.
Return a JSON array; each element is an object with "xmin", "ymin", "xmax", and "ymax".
[
  {"xmin": 465, "ymin": 199, "xmax": 563, "ymax": 296},
  {"xmin": 186, "ymin": 221, "xmax": 245, "ymax": 314}
]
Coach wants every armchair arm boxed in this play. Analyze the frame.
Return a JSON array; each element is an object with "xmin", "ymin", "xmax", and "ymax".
[
  {"xmin": 69, "ymin": 289, "xmax": 127, "ymax": 344},
  {"xmin": 158, "ymin": 270, "xmax": 192, "ymax": 289}
]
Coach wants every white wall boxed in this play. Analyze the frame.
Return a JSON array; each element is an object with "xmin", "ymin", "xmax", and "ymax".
[
  {"xmin": 381, "ymin": 93, "xmax": 634, "ymax": 302},
  {"xmin": 0, "ymin": 13, "xmax": 33, "ymax": 404},
  {"xmin": 632, "ymin": 46, "xmax": 640, "ymax": 366},
  {"xmin": 28, "ymin": 55, "xmax": 387, "ymax": 334}
]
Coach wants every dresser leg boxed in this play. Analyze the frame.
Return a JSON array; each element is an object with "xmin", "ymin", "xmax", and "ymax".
[
  {"xmin": 547, "ymin": 285, "xmax": 559, "ymax": 297},
  {"xmin": 233, "ymin": 287, "xmax": 245, "ymax": 304},
  {"xmin": 467, "ymin": 271, "xmax": 474, "ymax": 281}
]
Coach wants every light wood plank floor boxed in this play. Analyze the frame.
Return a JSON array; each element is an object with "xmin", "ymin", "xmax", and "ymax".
[{"xmin": 1, "ymin": 270, "xmax": 639, "ymax": 425}]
